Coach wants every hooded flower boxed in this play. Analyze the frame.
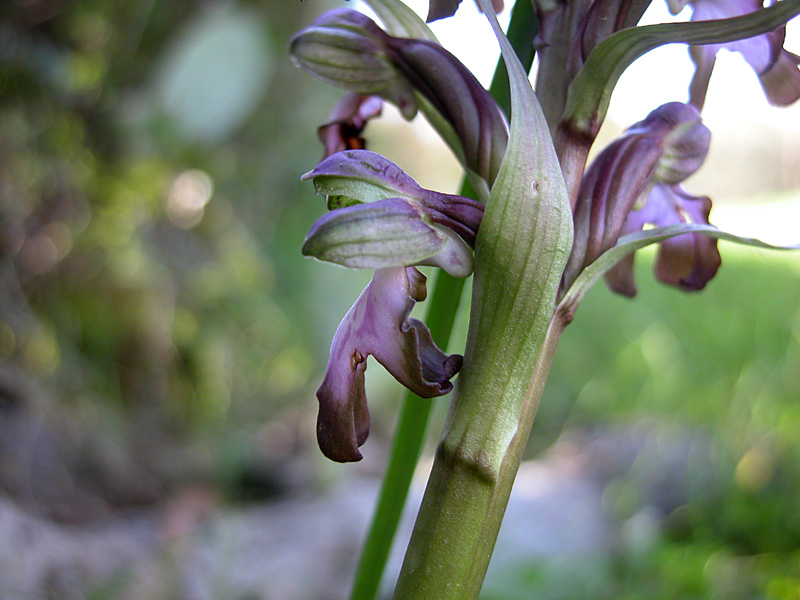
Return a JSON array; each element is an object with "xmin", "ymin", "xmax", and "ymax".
[
  {"xmin": 605, "ymin": 184, "xmax": 720, "ymax": 296},
  {"xmin": 564, "ymin": 102, "xmax": 719, "ymax": 296},
  {"xmin": 302, "ymin": 151, "xmax": 482, "ymax": 462},
  {"xmin": 565, "ymin": 103, "xmax": 710, "ymax": 279},
  {"xmin": 668, "ymin": 0, "xmax": 800, "ymax": 107},
  {"xmin": 290, "ymin": 8, "xmax": 508, "ymax": 185}
]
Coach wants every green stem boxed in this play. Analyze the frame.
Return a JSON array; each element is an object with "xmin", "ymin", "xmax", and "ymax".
[
  {"xmin": 348, "ymin": 4, "xmax": 537, "ymax": 599},
  {"xmin": 393, "ymin": 314, "xmax": 567, "ymax": 599}
]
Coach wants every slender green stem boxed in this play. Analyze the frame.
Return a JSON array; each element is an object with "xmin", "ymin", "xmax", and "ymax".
[{"xmin": 348, "ymin": 4, "xmax": 537, "ymax": 599}]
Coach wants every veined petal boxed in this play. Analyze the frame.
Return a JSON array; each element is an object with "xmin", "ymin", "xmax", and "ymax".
[
  {"xmin": 289, "ymin": 8, "xmax": 418, "ymax": 118},
  {"xmin": 302, "ymin": 197, "xmax": 446, "ymax": 269}
]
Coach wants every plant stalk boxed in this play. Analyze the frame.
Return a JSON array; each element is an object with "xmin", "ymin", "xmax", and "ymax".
[
  {"xmin": 348, "ymin": 3, "xmax": 537, "ymax": 598},
  {"xmin": 393, "ymin": 313, "xmax": 567, "ymax": 599}
]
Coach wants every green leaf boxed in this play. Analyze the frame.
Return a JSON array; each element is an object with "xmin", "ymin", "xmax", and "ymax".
[
  {"xmin": 455, "ymin": 0, "xmax": 574, "ymax": 461},
  {"xmin": 559, "ymin": 223, "xmax": 800, "ymax": 315},
  {"xmin": 361, "ymin": 0, "xmax": 439, "ymax": 42},
  {"xmin": 561, "ymin": 0, "xmax": 800, "ymax": 141}
]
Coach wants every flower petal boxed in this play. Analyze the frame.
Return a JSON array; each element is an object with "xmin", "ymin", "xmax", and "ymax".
[
  {"xmin": 302, "ymin": 197, "xmax": 445, "ymax": 269},
  {"xmin": 650, "ymin": 186, "xmax": 721, "ymax": 290},
  {"xmin": 759, "ymin": 48, "xmax": 800, "ymax": 106},
  {"xmin": 315, "ymin": 266, "xmax": 461, "ymax": 462},
  {"xmin": 318, "ymin": 93, "xmax": 384, "ymax": 158}
]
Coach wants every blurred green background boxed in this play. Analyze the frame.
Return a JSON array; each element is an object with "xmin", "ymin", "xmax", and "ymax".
[{"xmin": 1, "ymin": 1, "xmax": 799, "ymax": 599}]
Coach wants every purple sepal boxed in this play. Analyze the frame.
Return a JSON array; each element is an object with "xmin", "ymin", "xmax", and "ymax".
[
  {"xmin": 316, "ymin": 267, "xmax": 461, "ymax": 462},
  {"xmin": 605, "ymin": 184, "xmax": 721, "ymax": 296}
]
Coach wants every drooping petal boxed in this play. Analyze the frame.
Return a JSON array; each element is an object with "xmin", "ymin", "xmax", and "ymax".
[
  {"xmin": 315, "ymin": 266, "xmax": 461, "ymax": 462},
  {"xmin": 759, "ymin": 46, "xmax": 800, "ymax": 106},
  {"xmin": 649, "ymin": 186, "xmax": 721, "ymax": 290},
  {"xmin": 604, "ymin": 183, "xmax": 721, "ymax": 296},
  {"xmin": 604, "ymin": 252, "xmax": 639, "ymax": 297},
  {"xmin": 318, "ymin": 93, "xmax": 384, "ymax": 158},
  {"xmin": 303, "ymin": 150, "xmax": 484, "ymax": 246}
]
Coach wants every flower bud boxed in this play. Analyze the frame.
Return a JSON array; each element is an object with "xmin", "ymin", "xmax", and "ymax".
[{"xmin": 289, "ymin": 9, "xmax": 418, "ymax": 118}]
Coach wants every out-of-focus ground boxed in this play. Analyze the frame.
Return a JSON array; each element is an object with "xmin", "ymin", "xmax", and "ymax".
[{"xmin": 1, "ymin": 1, "xmax": 800, "ymax": 599}]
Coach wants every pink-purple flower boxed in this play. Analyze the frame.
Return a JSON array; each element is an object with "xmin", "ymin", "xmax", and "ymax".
[
  {"xmin": 669, "ymin": 0, "xmax": 800, "ymax": 107},
  {"xmin": 301, "ymin": 151, "xmax": 482, "ymax": 461}
]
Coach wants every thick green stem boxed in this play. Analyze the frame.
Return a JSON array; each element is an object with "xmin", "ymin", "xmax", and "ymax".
[
  {"xmin": 348, "ymin": 4, "xmax": 537, "ymax": 598},
  {"xmin": 391, "ymin": 0, "xmax": 574, "ymax": 593},
  {"xmin": 393, "ymin": 314, "xmax": 567, "ymax": 599}
]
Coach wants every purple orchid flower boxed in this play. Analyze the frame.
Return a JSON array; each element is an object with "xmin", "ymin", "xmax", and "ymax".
[
  {"xmin": 317, "ymin": 266, "xmax": 462, "ymax": 462},
  {"xmin": 668, "ymin": 0, "xmax": 800, "ymax": 107},
  {"xmin": 564, "ymin": 102, "xmax": 719, "ymax": 296},
  {"xmin": 302, "ymin": 151, "xmax": 482, "ymax": 462},
  {"xmin": 303, "ymin": 150, "xmax": 484, "ymax": 246}
]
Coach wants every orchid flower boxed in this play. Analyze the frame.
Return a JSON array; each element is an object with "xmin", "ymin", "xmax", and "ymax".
[
  {"xmin": 290, "ymin": 8, "xmax": 508, "ymax": 186},
  {"xmin": 668, "ymin": 0, "xmax": 800, "ymax": 107},
  {"xmin": 564, "ymin": 102, "xmax": 716, "ymax": 295},
  {"xmin": 301, "ymin": 151, "xmax": 482, "ymax": 462}
]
